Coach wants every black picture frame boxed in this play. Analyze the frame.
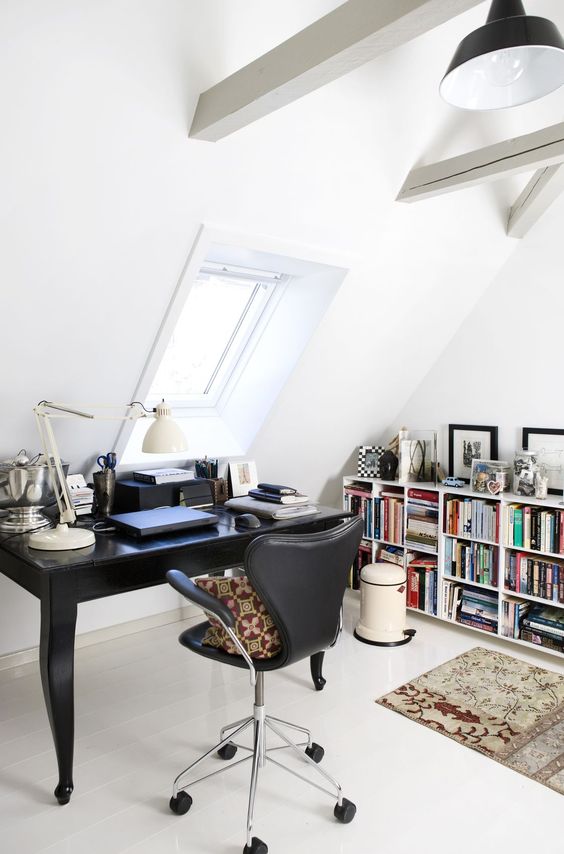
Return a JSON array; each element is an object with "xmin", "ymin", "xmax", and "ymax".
[
  {"xmin": 357, "ymin": 445, "xmax": 385, "ymax": 478},
  {"xmin": 448, "ymin": 424, "xmax": 499, "ymax": 483},
  {"xmin": 522, "ymin": 427, "xmax": 564, "ymax": 495}
]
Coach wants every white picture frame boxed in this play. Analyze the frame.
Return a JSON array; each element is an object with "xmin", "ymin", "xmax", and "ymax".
[{"xmin": 229, "ymin": 460, "xmax": 258, "ymax": 497}]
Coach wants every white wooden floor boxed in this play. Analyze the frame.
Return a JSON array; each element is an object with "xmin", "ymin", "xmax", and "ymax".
[{"xmin": 0, "ymin": 593, "xmax": 562, "ymax": 854}]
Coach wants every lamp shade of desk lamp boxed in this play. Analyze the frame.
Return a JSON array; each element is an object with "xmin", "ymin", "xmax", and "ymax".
[
  {"xmin": 29, "ymin": 400, "xmax": 188, "ymax": 551},
  {"xmin": 141, "ymin": 401, "xmax": 188, "ymax": 454},
  {"xmin": 440, "ymin": 0, "xmax": 564, "ymax": 110}
]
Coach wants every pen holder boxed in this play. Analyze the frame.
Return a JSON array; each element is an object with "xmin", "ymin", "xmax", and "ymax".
[
  {"xmin": 207, "ymin": 477, "xmax": 228, "ymax": 505},
  {"xmin": 93, "ymin": 470, "xmax": 116, "ymax": 517}
]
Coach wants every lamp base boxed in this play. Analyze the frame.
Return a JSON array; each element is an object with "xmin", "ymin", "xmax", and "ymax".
[{"xmin": 29, "ymin": 523, "xmax": 95, "ymax": 551}]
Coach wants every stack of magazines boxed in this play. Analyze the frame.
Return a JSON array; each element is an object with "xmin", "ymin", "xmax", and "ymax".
[{"xmin": 225, "ymin": 483, "xmax": 318, "ymax": 519}]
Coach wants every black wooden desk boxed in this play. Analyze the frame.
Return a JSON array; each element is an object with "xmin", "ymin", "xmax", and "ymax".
[{"xmin": 0, "ymin": 506, "xmax": 347, "ymax": 804}]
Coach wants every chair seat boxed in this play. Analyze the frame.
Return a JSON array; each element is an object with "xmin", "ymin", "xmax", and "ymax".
[{"xmin": 179, "ymin": 621, "xmax": 285, "ymax": 672}]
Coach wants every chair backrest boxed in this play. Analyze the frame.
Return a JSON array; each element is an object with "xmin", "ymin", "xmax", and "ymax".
[{"xmin": 244, "ymin": 517, "xmax": 363, "ymax": 669}]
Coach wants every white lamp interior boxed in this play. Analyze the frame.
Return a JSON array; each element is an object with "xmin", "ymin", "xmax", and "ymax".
[{"xmin": 441, "ymin": 46, "xmax": 564, "ymax": 110}]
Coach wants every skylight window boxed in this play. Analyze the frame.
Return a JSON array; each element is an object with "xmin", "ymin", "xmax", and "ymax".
[{"xmin": 147, "ymin": 262, "xmax": 281, "ymax": 407}]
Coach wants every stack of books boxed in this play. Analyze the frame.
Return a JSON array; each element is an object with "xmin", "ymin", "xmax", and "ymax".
[
  {"xmin": 248, "ymin": 483, "xmax": 310, "ymax": 505},
  {"xmin": 66, "ymin": 474, "xmax": 94, "ymax": 516},
  {"xmin": 458, "ymin": 587, "xmax": 498, "ymax": 633},
  {"xmin": 520, "ymin": 605, "xmax": 564, "ymax": 652},
  {"xmin": 380, "ymin": 545, "xmax": 414, "ymax": 567},
  {"xmin": 405, "ymin": 489, "xmax": 438, "ymax": 552}
]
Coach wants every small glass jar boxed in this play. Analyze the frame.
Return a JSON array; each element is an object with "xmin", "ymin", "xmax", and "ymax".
[
  {"xmin": 534, "ymin": 465, "xmax": 549, "ymax": 500},
  {"xmin": 513, "ymin": 450, "xmax": 539, "ymax": 497}
]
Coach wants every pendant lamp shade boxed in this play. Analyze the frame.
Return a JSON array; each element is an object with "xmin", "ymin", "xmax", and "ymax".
[
  {"xmin": 440, "ymin": 0, "xmax": 564, "ymax": 110},
  {"xmin": 142, "ymin": 401, "xmax": 188, "ymax": 453}
]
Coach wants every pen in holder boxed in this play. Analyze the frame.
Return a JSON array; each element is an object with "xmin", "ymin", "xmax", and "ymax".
[{"xmin": 93, "ymin": 469, "xmax": 116, "ymax": 516}]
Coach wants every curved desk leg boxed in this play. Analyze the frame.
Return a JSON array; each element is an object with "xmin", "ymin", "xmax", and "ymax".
[
  {"xmin": 39, "ymin": 576, "xmax": 77, "ymax": 805},
  {"xmin": 310, "ymin": 651, "xmax": 326, "ymax": 691}
]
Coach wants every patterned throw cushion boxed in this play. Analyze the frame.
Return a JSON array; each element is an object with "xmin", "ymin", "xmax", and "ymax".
[{"xmin": 195, "ymin": 575, "xmax": 282, "ymax": 659}]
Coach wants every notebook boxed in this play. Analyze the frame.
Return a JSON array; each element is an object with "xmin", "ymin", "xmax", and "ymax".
[{"xmin": 108, "ymin": 506, "xmax": 219, "ymax": 538}]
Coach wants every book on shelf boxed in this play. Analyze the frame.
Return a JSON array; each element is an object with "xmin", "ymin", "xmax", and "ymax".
[
  {"xmin": 345, "ymin": 490, "xmax": 373, "ymax": 539},
  {"xmin": 445, "ymin": 496, "xmax": 499, "ymax": 543},
  {"xmin": 506, "ymin": 504, "xmax": 564, "ymax": 554},
  {"xmin": 458, "ymin": 614, "xmax": 497, "ymax": 633},
  {"xmin": 375, "ymin": 494, "xmax": 403, "ymax": 544},
  {"xmin": 248, "ymin": 489, "xmax": 309, "ymax": 505},
  {"xmin": 407, "ymin": 558, "xmax": 437, "ymax": 614},
  {"xmin": 459, "ymin": 587, "xmax": 498, "ymax": 629},
  {"xmin": 505, "ymin": 553, "xmax": 564, "ymax": 603},
  {"xmin": 445, "ymin": 538, "xmax": 496, "ymax": 585},
  {"xmin": 379, "ymin": 545, "xmax": 413, "ymax": 566},
  {"xmin": 522, "ymin": 605, "xmax": 564, "ymax": 635},
  {"xmin": 443, "ymin": 580, "xmax": 463, "ymax": 621},
  {"xmin": 502, "ymin": 597, "xmax": 530, "ymax": 639},
  {"xmin": 407, "ymin": 488, "xmax": 438, "ymax": 503},
  {"xmin": 133, "ymin": 468, "xmax": 195, "ymax": 485},
  {"xmin": 521, "ymin": 627, "xmax": 563, "ymax": 652},
  {"xmin": 521, "ymin": 605, "xmax": 564, "ymax": 651}
]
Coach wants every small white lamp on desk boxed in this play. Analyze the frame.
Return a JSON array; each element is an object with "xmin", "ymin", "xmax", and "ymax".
[{"xmin": 29, "ymin": 400, "xmax": 188, "ymax": 551}]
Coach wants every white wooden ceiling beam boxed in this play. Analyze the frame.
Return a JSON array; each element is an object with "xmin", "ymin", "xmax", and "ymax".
[
  {"xmin": 507, "ymin": 165, "xmax": 564, "ymax": 238},
  {"xmin": 397, "ymin": 120, "xmax": 564, "ymax": 203},
  {"xmin": 189, "ymin": 0, "xmax": 483, "ymax": 142}
]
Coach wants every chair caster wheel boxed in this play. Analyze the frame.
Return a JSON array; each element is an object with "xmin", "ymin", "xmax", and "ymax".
[
  {"xmin": 243, "ymin": 836, "xmax": 268, "ymax": 854},
  {"xmin": 218, "ymin": 742, "xmax": 238, "ymax": 760},
  {"xmin": 334, "ymin": 797, "xmax": 356, "ymax": 823},
  {"xmin": 169, "ymin": 791, "xmax": 192, "ymax": 815},
  {"xmin": 305, "ymin": 742, "xmax": 325, "ymax": 763}
]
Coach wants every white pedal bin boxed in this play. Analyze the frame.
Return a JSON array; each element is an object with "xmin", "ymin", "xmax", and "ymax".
[{"xmin": 354, "ymin": 562, "xmax": 415, "ymax": 647}]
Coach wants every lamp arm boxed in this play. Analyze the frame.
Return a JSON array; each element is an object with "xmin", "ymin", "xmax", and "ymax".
[
  {"xmin": 34, "ymin": 401, "xmax": 148, "ymax": 421},
  {"xmin": 34, "ymin": 410, "xmax": 76, "ymax": 525}
]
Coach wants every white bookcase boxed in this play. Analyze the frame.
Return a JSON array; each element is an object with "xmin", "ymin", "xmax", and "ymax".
[{"xmin": 343, "ymin": 476, "xmax": 564, "ymax": 659}]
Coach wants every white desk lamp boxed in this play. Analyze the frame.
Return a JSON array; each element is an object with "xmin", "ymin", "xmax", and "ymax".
[{"xmin": 29, "ymin": 400, "xmax": 188, "ymax": 551}]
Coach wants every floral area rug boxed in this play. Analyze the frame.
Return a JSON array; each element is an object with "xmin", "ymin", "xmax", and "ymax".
[{"xmin": 377, "ymin": 647, "xmax": 564, "ymax": 794}]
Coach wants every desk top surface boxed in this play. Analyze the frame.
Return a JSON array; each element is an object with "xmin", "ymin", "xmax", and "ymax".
[{"xmin": 0, "ymin": 506, "xmax": 348, "ymax": 573}]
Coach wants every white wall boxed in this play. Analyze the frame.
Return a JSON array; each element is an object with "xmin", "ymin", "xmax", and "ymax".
[
  {"xmin": 2, "ymin": 0, "xmax": 564, "ymax": 655},
  {"xmin": 391, "ymin": 189, "xmax": 564, "ymax": 469}
]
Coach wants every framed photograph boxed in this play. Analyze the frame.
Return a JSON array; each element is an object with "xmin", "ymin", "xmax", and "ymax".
[
  {"xmin": 448, "ymin": 424, "xmax": 498, "ymax": 483},
  {"xmin": 228, "ymin": 460, "xmax": 258, "ymax": 497},
  {"xmin": 357, "ymin": 445, "xmax": 385, "ymax": 478},
  {"xmin": 522, "ymin": 427, "xmax": 564, "ymax": 495}
]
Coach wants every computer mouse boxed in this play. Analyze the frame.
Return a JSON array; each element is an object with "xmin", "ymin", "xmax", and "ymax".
[{"xmin": 235, "ymin": 513, "xmax": 261, "ymax": 529}]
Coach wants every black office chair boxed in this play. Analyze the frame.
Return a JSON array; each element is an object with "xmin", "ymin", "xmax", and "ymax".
[{"xmin": 166, "ymin": 516, "xmax": 363, "ymax": 854}]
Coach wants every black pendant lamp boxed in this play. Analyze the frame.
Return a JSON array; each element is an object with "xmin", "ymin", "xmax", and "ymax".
[{"xmin": 440, "ymin": 0, "xmax": 564, "ymax": 109}]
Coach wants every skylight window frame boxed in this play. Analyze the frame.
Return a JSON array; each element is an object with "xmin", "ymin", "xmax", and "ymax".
[{"xmin": 145, "ymin": 264, "xmax": 286, "ymax": 411}]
